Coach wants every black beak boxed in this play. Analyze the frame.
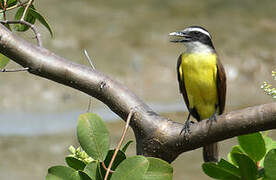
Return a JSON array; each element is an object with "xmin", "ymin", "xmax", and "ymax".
[{"xmin": 168, "ymin": 31, "xmax": 191, "ymax": 43}]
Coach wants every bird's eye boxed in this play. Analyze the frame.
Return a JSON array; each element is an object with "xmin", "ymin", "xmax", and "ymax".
[{"xmin": 194, "ymin": 31, "xmax": 199, "ymax": 35}]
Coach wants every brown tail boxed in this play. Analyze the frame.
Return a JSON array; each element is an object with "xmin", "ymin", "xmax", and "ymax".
[{"xmin": 203, "ymin": 143, "xmax": 218, "ymax": 162}]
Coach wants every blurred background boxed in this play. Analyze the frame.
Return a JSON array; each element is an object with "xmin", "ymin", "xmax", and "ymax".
[{"xmin": 0, "ymin": 0, "xmax": 275, "ymax": 179}]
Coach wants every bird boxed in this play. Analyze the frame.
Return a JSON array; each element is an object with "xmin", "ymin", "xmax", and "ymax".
[{"xmin": 169, "ymin": 26, "xmax": 226, "ymax": 162}]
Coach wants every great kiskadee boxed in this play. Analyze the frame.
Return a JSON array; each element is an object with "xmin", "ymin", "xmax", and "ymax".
[{"xmin": 169, "ymin": 26, "xmax": 226, "ymax": 162}]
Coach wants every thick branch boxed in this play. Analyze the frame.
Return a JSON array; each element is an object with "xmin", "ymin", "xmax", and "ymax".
[{"xmin": 0, "ymin": 24, "xmax": 275, "ymax": 163}]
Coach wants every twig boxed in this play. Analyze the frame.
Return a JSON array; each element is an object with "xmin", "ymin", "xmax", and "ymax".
[
  {"xmin": 102, "ymin": 162, "xmax": 114, "ymax": 173},
  {"xmin": 0, "ymin": 1, "xmax": 28, "ymax": 13},
  {"xmin": 86, "ymin": 98, "xmax": 92, "ymax": 113},
  {"xmin": 2, "ymin": 10, "xmax": 6, "ymax": 21},
  {"xmin": 0, "ymin": 20, "xmax": 42, "ymax": 46},
  {"xmin": 84, "ymin": 49, "xmax": 95, "ymax": 112},
  {"xmin": 0, "ymin": 1, "xmax": 3, "ymax": 9},
  {"xmin": 1, "ymin": 67, "xmax": 29, "ymax": 72},
  {"xmin": 20, "ymin": 0, "xmax": 33, "ymax": 21},
  {"xmin": 104, "ymin": 110, "xmax": 134, "ymax": 180},
  {"xmin": 2, "ymin": 0, "xmax": 7, "ymax": 20},
  {"xmin": 84, "ymin": 49, "xmax": 95, "ymax": 69}
]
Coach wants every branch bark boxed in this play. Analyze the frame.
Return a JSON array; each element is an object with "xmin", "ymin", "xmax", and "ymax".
[{"xmin": 0, "ymin": 24, "xmax": 275, "ymax": 163}]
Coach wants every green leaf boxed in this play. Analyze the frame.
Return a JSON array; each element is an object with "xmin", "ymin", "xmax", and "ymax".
[
  {"xmin": 231, "ymin": 153, "xmax": 258, "ymax": 180},
  {"xmin": 121, "ymin": 140, "xmax": 133, "ymax": 153},
  {"xmin": 202, "ymin": 162, "xmax": 241, "ymax": 180},
  {"xmin": 77, "ymin": 113, "xmax": 110, "ymax": 161},
  {"xmin": 260, "ymin": 136, "xmax": 276, "ymax": 167},
  {"xmin": 28, "ymin": 8, "xmax": 53, "ymax": 37},
  {"xmin": 100, "ymin": 149, "xmax": 126, "ymax": 179},
  {"xmin": 14, "ymin": 5, "xmax": 36, "ymax": 32},
  {"xmin": 84, "ymin": 161, "xmax": 102, "ymax": 180},
  {"xmin": 78, "ymin": 171, "xmax": 92, "ymax": 180},
  {"xmin": 46, "ymin": 166, "xmax": 90, "ymax": 180},
  {"xmin": 238, "ymin": 132, "xmax": 266, "ymax": 162},
  {"xmin": 111, "ymin": 156, "xmax": 149, "ymax": 180},
  {"xmin": 217, "ymin": 159, "xmax": 240, "ymax": 176},
  {"xmin": 143, "ymin": 157, "xmax": 173, "ymax": 180},
  {"xmin": 6, "ymin": 0, "xmax": 17, "ymax": 7},
  {"xmin": 65, "ymin": 156, "xmax": 86, "ymax": 171},
  {"xmin": 264, "ymin": 136, "xmax": 276, "ymax": 152},
  {"xmin": 228, "ymin": 145, "xmax": 244, "ymax": 166},
  {"xmin": 264, "ymin": 149, "xmax": 276, "ymax": 179},
  {"xmin": 0, "ymin": 0, "xmax": 17, "ymax": 9},
  {"xmin": 0, "ymin": 53, "xmax": 10, "ymax": 68}
]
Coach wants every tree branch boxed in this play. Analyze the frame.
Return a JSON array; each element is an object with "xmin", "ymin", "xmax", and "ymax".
[{"xmin": 0, "ymin": 24, "xmax": 275, "ymax": 163}]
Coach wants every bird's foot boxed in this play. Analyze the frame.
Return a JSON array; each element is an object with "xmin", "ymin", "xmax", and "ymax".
[
  {"xmin": 207, "ymin": 113, "xmax": 217, "ymax": 126},
  {"xmin": 180, "ymin": 120, "xmax": 191, "ymax": 138}
]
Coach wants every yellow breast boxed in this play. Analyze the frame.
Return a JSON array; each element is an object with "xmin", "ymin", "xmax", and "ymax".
[{"xmin": 179, "ymin": 53, "xmax": 218, "ymax": 120}]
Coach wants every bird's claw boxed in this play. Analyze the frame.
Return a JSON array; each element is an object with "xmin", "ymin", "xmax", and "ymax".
[
  {"xmin": 180, "ymin": 120, "xmax": 191, "ymax": 138},
  {"xmin": 207, "ymin": 113, "xmax": 217, "ymax": 126}
]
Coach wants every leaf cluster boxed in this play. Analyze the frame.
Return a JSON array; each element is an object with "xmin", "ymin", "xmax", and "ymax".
[
  {"xmin": 261, "ymin": 71, "xmax": 276, "ymax": 99},
  {"xmin": 46, "ymin": 113, "xmax": 173, "ymax": 180},
  {"xmin": 202, "ymin": 132, "xmax": 276, "ymax": 180}
]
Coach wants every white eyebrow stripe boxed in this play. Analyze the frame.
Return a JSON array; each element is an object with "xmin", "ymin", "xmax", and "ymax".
[{"xmin": 185, "ymin": 27, "xmax": 211, "ymax": 38}]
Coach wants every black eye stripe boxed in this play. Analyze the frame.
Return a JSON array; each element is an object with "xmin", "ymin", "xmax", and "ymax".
[{"xmin": 190, "ymin": 31, "xmax": 201, "ymax": 36}]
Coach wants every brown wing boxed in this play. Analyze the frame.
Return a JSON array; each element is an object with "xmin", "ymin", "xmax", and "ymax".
[
  {"xmin": 216, "ymin": 58, "xmax": 227, "ymax": 115},
  {"xmin": 177, "ymin": 54, "xmax": 190, "ymax": 111}
]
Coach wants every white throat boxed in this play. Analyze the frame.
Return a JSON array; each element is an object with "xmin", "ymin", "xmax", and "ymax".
[{"xmin": 184, "ymin": 41, "xmax": 214, "ymax": 54}]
